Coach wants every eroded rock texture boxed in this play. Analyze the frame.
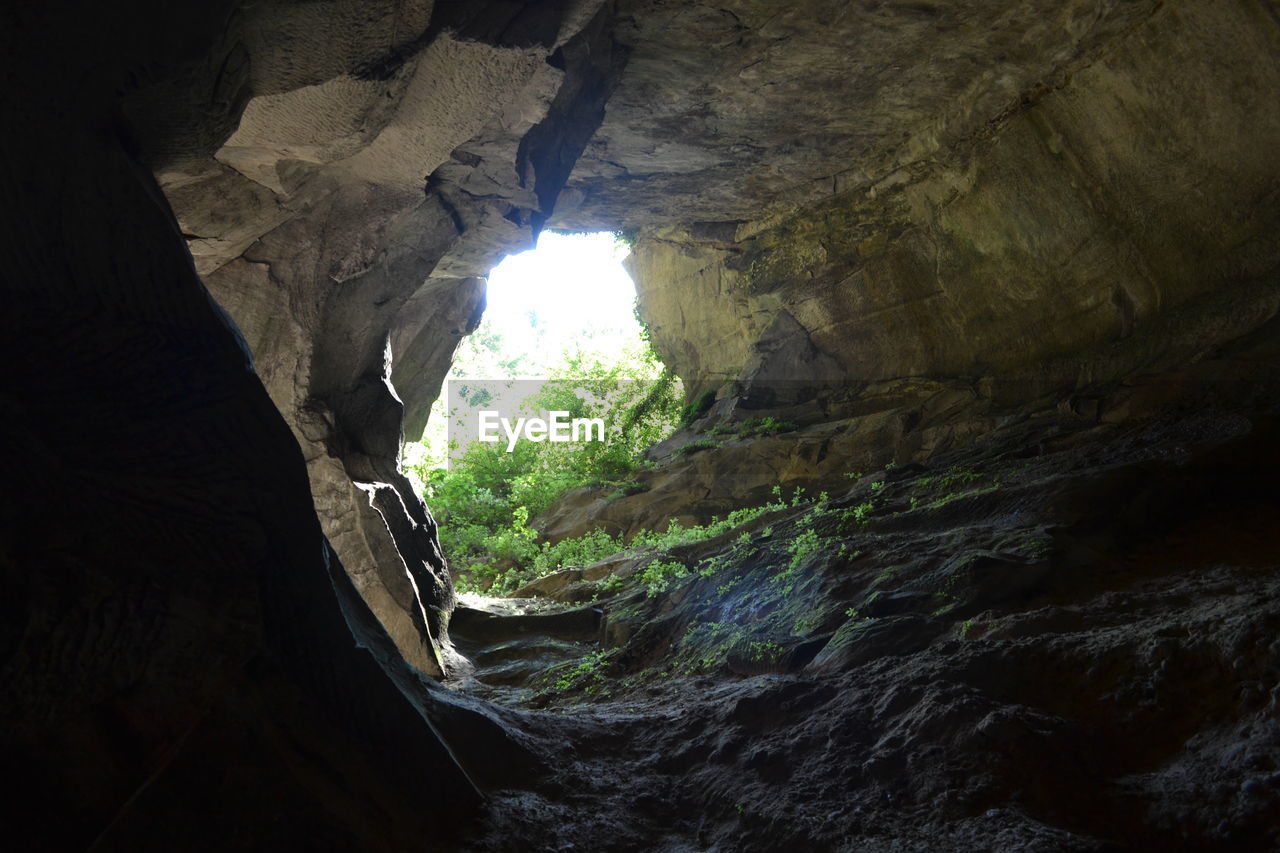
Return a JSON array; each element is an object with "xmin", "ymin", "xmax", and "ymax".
[
  {"xmin": 0, "ymin": 1, "xmax": 542, "ymax": 848},
  {"xmin": 538, "ymin": 0, "xmax": 1280, "ymax": 538},
  {"xmin": 146, "ymin": 0, "xmax": 627, "ymax": 674},
  {"xmin": 3, "ymin": 0, "xmax": 1280, "ymax": 849}
]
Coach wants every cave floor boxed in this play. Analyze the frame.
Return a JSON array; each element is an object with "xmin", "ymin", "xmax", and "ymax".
[{"xmin": 437, "ymin": 402, "xmax": 1280, "ymax": 852}]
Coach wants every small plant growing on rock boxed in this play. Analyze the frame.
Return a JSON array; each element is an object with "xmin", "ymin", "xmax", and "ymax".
[
  {"xmin": 791, "ymin": 613, "xmax": 822, "ymax": 634},
  {"xmin": 840, "ymin": 501, "xmax": 875, "ymax": 525},
  {"xmin": 639, "ymin": 559, "xmax": 690, "ymax": 596},
  {"xmin": 678, "ymin": 390, "xmax": 716, "ymax": 427},
  {"xmin": 748, "ymin": 639, "xmax": 784, "ymax": 662},
  {"xmin": 787, "ymin": 527, "xmax": 822, "ymax": 570},
  {"xmin": 716, "ymin": 575, "xmax": 743, "ymax": 596},
  {"xmin": 735, "ymin": 417, "xmax": 798, "ymax": 437},
  {"xmin": 697, "ymin": 553, "xmax": 732, "ymax": 577},
  {"xmin": 596, "ymin": 573, "xmax": 626, "ymax": 594},
  {"xmin": 930, "ymin": 481, "xmax": 1000, "ymax": 509},
  {"xmin": 672, "ymin": 437, "xmax": 720, "ymax": 458},
  {"xmin": 1021, "ymin": 537, "xmax": 1052, "ymax": 558},
  {"xmin": 606, "ymin": 479, "xmax": 649, "ymax": 500},
  {"xmin": 551, "ymin": 649, "xmax": 611, "ymax": 694}
]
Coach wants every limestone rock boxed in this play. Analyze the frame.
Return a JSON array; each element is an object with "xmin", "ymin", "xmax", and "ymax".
[{"xmin": 146, "ymin": 0, "xmax": 627, "ymax": 672}]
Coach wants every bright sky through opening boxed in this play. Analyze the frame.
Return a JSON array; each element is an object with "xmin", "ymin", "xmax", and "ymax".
[
  {"xmin": 473, "ymin": 230, "xmax": 641, "ymax": 376},
  {"xmin": 406, "ymin": 231, "xmax": 643, "ymax": 472}
]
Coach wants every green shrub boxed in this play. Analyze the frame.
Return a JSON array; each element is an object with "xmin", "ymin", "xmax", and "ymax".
[
  {"xmin": 679, "ymin": 389, "xmax": 716, "ymax": 427},
  {"xmin": 606, "ymin": 480, "xmax": 649, "ymax": 500},
  {"xmin": 672, "ymin": 438, "xmax": 720, "ymax": 458},
  {"xmin": 406, "ymin": 344, "xmax": 682, "ymax": 592},
  {"xmin": 638, "ymin": 559, "xmax": 690, "ymax": 596},
  {"xmin": 735, "ymin": 417, "xmax": 798, "ymax": 437},
  {"xmin": 550, "ymin": 649, "xmax": 610, "ymax": 693},
  {"xmin": 787, "ymin": 527, "xmax": 822, "ymax": 570}
]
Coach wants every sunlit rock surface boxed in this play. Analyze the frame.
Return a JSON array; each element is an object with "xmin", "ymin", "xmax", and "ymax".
[{"xmin": 152, "ymin": 0, "xmax": 625, "ymax": 673}]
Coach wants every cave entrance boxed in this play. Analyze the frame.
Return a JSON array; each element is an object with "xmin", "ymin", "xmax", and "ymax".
[{"xmin": 404, "ymin": 231, "xmax": 682, "ymax": 598}]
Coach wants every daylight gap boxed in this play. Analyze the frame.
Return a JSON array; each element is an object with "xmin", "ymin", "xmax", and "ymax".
[{"xmin": 402, "ymin": 231, "xmax": 684, "ymax": 596}]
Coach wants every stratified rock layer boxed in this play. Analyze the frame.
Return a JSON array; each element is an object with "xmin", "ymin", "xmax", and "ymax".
[{"xmin": 536, "ymin": 0, "xmax": 1280, "ymax": 536}]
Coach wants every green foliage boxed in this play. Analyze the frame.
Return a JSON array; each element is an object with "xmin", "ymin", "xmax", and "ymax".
[
  {"xmin": 597, "ymin": 573, "xmax": 626, "ymax": 594},
  {"xmin": 630, "ymin": 502, "xmax": 783, "ymax": 552},
  {"xmin": 918, "ymin": 466, "xmax": 984, "ymax": 490},
  {"xmin": 748, "ymin": 640, "xmax": 783, "ymax": 662},
  {"xmin": 791, "ymin": 612, "xmax": 822, "ymax": 635},
  {"xmin": 551, "ymin": 649, "xmax": 610, "ymax": 693},
  {"xmin": 716, "ymin": 575, "xmax": 743, "ymax": 596},
  {"xmin": 841, "ymin": 501, "xmax": 875, "ymax": 525},
  {"xmin": 697, "ymin": 553, "xmax": 731, "ymax": 578},
  {"xmin": 787, "ymin": 528, "xmax": 822, "ymax": 570},
  {"xmin": 484, "ymin": 526, "xmax": 634, "ymax": 596},
  {"xmin": 735, "ymin": 417, "xmax": 798, "ymax": 437},
  {"xmin": 679, "ymin": 389, "xmax": 717, "ymax": 427},
  {"xmin": 638, "ymin": 559, "xmax": 690, "ymax": 596},
  {"xmin": 672, "ymin": 437, "xmax": 720, "ymax": 458},
  {"xmin": 929, "ymin": 482, "xmax": 1000, "ymax": 509},
  {"xmin": 1020, "ymin": 537, "xmax": 1053, "ymax": 558},
  {"xmin": 482, "ymin": 495, "xmax": 790, "ymax": 597},
  {"xmin": 405, "ymin": 343, "xmax": 683, "ymax": 593},
  {"xmin": 606, "ymin": 480, "xmax": 649, "ymax": 500}
]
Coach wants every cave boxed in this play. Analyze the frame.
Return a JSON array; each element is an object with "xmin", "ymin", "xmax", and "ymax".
[{"xmin": 2, "ymin": 1, "xmax": 1279, "ymax": 850}]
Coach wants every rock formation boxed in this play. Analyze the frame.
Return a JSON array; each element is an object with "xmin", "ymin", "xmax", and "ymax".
[{"xmin": 2, "ymin": 0, "xmax": 1278, "ymax": 849}]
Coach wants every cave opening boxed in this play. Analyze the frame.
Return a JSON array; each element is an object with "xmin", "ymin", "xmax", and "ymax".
[{"xmin": 404, "ymin": 230, "xmax": 684, "ymax": 601}]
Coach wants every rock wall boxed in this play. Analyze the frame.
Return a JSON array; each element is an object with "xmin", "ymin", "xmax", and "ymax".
[
  {"xmin": 533, "ymin": 0, "xmax": 1280, "ymax": 538},
  {"xmin": 112, "ymin": 0, "xmax": 1280, "ymax": 673},
  {"xmin": 621, "ymin": 1, "xmax": 1280, "ymax": 406},
  {"xmin": 0, "ymin": 1, "xmax": 545, "ymax": 845},
  {"xmin": 143, "ymin": 0, "xmax": 627, "ymax": 674}
]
